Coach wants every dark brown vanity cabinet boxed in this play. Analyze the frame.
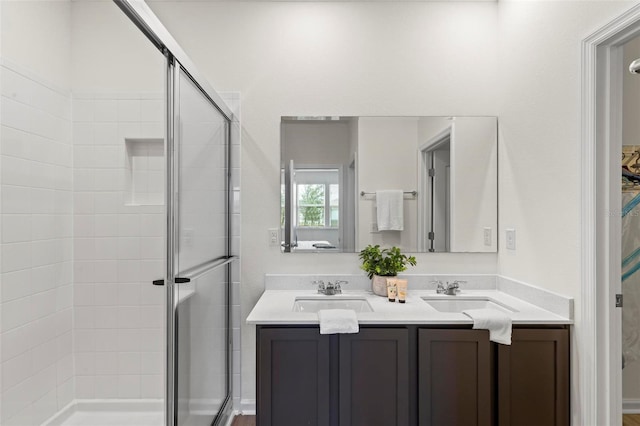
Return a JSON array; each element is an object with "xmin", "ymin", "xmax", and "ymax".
[
  {"xmin": 256, "ymin": 326, "xmax": 409, "ymax": 426},
  {"xmin": 418, "ymin": 329, "xmax": 494, "ymax": 426},
  {"xmin": 417, "ymin": 327, "xmax": 569, "ymax": 426},
  {"xmin": 257, "ymin": 325, "xmax": 569, "ymax": 426},
  {"xmin": 498, "ymin": 328, "xmax": 570, "ymax": 426},
  {"xmin": 257, "ymin": 328, "xmax": 331, "ymax": 426},
  {"xmin": 339, "ymin": 328, "xmax": 410, "ymax": 426}
]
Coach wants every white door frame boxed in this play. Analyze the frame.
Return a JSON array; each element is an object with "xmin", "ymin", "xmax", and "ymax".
[{"xmin": 582, "ymin": 4, "xmax": 640, "ymax": 425}]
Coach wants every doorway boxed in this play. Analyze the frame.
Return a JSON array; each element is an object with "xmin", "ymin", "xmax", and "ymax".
[
  {"xmin": 583, "ymin": 4, "xmax": 640, "ymax": 425},
  {"xmin": 418, "ymin": 128, "xmax": 452, "ymax": 253}
]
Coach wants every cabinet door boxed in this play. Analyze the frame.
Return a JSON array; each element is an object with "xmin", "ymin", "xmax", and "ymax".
[
  {"xmin": 257, "ymin": 327, "xmax": 331, "ymax": 426},
  {"xmin": 339, "ymin": 328, "xmax": 409, "ymax": 426},
  {"xmin": 418, "ymin": 329, "xmax": 493, "ymax": 426},
  {"xmin": 498, "ymin": 328, "xmax": 569, "ymax": 426}
]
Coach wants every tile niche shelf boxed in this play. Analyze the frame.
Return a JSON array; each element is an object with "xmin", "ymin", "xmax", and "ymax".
[{"xmin": 125, "ymin": 138, "xmax": 164, "ymax": 206}]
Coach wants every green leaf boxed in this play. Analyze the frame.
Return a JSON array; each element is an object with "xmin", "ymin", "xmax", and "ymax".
[{"xmin": 358, "ymin": 244, "xmax": 417, "ymax": 279}]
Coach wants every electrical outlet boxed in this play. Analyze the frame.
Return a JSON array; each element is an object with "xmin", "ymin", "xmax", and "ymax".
[
  {"xmin": 483, "ymin": 227, "xmax": 492, "ymax": 247},
  {"xmin": 268, "ymin": 228, "xmax": 279, "ymax": 247},
  {"xmin": 506, "ymin": 229, "xmax": 516, "ymax": 250}
]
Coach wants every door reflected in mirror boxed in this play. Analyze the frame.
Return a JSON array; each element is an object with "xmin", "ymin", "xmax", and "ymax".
[{"xmin": 280, "ymin": 116, "xmax": 497, "ymax": 253}]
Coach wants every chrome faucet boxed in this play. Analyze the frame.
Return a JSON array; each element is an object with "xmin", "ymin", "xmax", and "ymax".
[
  {"xmin": 433, "ymin": 280, "xmax": 466, "ymax": 296},
  {"xmin": 312, "ymin": 280, "xmax": 325, "ymax": 294},
  {"xmin": 313, "ymin": 280, "xmax": 347, "ymax": 295}
]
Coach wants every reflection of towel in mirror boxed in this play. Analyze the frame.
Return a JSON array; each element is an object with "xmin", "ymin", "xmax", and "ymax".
[
  {"xmin": 318, "ymin": 309, "xmax": 359, "ymax": 334},
  {"xmin": 462, "ymin": 308, "xmax": 512, "ymax": 345},
  {"xmin": 376, "ymin": 190, "xmax": 404, "ymax": 231}
]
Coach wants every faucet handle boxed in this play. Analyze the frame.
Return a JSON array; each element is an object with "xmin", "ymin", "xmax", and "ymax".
[
  {"xmin": 432, "ymin": 280, "xmax": 446, "ymax": 294},
  {"xmin": 312, "ymin": 280, "xmax": 325, "ymax": 293},
  {"xmin": 450, "ymin": 280, "xmax": 466, "ymax": 294},
  {"xmin": 334, "ymin": 280, "xmax": 348, "ymax": 294}
]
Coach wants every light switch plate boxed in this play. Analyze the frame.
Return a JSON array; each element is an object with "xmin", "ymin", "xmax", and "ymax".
[
  {"xmin": 506, "ymin": 229, "xmax": 516, "ymax": 250},
  {"xmin": 483, "ymin": 227, "xmax": 492, "ymax": 246}
]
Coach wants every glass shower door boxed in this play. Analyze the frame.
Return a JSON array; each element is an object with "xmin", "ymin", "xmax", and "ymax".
[{"xmin": 169, "ymin": 65, "xmax": 232, "ymax": 426}]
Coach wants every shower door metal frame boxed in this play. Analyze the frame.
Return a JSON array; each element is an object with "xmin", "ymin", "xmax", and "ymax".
[
  {"xmin": 169, "ymin": 63, "xmax": 235, "ymax": 426},
  {"xmin": 113, "ymin": 1, "xmax": 237, "ymax": 425}
]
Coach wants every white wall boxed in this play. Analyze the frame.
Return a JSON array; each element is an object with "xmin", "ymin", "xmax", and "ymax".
[
  {"xmin": 497, "ymin": 0, "xmax": 635, "ymax": 296},
  {"xmin": 0, "ymin": 1, "xmax": 74, "ymax": 424},
  {"xmin": 497, "ymin": 1, "xmax": 637, "ymax": 422},
  {"xmin": 71, "ymin": 1, "xmax": 164, "ymax": 93},
  {"xmin": 1, "ymin": 0, "xmax": 71, "ymax": 90},
  {"xmin": 148, "ymin": 0, "xmax": 500, "ymax": 404}
]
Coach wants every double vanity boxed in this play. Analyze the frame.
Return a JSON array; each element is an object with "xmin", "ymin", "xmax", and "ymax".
[
  {"xmin": 257, "ymin": 116, "xmax": 568, "ymax": 425},
  {"xmin": 247, "ymin": 275, "xmax": 573, "ymax": 426}
]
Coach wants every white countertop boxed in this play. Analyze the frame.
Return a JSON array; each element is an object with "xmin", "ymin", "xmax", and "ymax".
[{"xmin": 246, "ymin": 289, "xmax": 573, "ymax": 325}]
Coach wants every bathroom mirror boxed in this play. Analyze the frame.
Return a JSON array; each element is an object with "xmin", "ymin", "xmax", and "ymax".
[{"xmin": 280, "ymin": 116, "xmax": 497, "ymax": 253}]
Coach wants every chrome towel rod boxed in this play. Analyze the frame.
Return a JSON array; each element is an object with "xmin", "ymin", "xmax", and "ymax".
[{"xmin": 360, "ymin": 190, "xmax": 417, "ymax": 197}]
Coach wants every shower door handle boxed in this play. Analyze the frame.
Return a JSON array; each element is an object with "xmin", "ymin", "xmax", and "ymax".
[{"xmin": 152, "ymin": 277, "xmax": 191, "ymax": 286}]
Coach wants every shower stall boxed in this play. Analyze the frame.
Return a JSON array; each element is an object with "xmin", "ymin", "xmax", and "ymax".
[{"xmin": 0, "ymin": 1, "xmax": 238, "ymax": 425}]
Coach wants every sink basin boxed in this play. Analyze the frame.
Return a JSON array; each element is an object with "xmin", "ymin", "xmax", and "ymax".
[
  {"xmin": 292, "ymin": 297, "xmax": 373, "ymax": 313},
  {"xmin": 422, "ymin": 296, "xmax": 516, "ymax": 314}
]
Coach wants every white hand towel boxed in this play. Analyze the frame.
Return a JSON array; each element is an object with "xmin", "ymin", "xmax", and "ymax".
[
  {"xmin": 376, "ymin": 190, "xmax": 404, "ymax": 231},
  {"xmin": 462, "ymin": 308, "xmax": 512, "ymax": 345},
  {"xmin": 318, "ymin": 309, "xmax": 359, "ymax": 335}
]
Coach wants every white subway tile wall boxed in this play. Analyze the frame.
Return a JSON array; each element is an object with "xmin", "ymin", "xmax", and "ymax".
[
  {"xmin": 0, "ymin": 62, "xmax": 241, "ymax": 422},
  {"xmin": 72, "ymin": 92, "xmax": 165, "ymax": 401},
  {"xmin": 0, "ymin": 63, "xmax": 74, "ymax": 425}
]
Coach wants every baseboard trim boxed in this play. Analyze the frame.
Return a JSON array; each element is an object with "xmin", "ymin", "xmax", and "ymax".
[
  {"xmin": 41, "ymin": 399, "xmax": 164, "ymax": 426},
  {"xmin": 239, "ymin": 399, "xmax": 256, "ymax": 415},
  {"xmin": 623, "ymin": 399, "xmax": 640, "ymax": 413}
]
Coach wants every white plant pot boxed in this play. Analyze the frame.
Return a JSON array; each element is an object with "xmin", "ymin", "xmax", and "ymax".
[{"xmin": 372, "ymin": 275, "xmax": 393, "ymax": 297}]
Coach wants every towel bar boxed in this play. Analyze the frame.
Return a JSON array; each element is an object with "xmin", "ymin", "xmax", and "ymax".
[{"xmin": 360, "ymin": 190, "xmax": 417, "ymax": 197}]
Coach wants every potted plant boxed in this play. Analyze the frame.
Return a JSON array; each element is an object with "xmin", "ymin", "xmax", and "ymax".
[{"xmin": 359, "ymin": 245, "xmax": 417, "ymax": 296}]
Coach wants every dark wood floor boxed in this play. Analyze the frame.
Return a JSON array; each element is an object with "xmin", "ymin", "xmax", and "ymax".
[
  {"xmin": 236, "ymin": 413, "xmax": 640, "ymax": 425},
  {"xmin": 624, "ymin": 414, "xmax": 640, "ymax": 426},
  {"xmin": 231, "ymin": 415, "xmax": 256, "ymax": 426}
]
